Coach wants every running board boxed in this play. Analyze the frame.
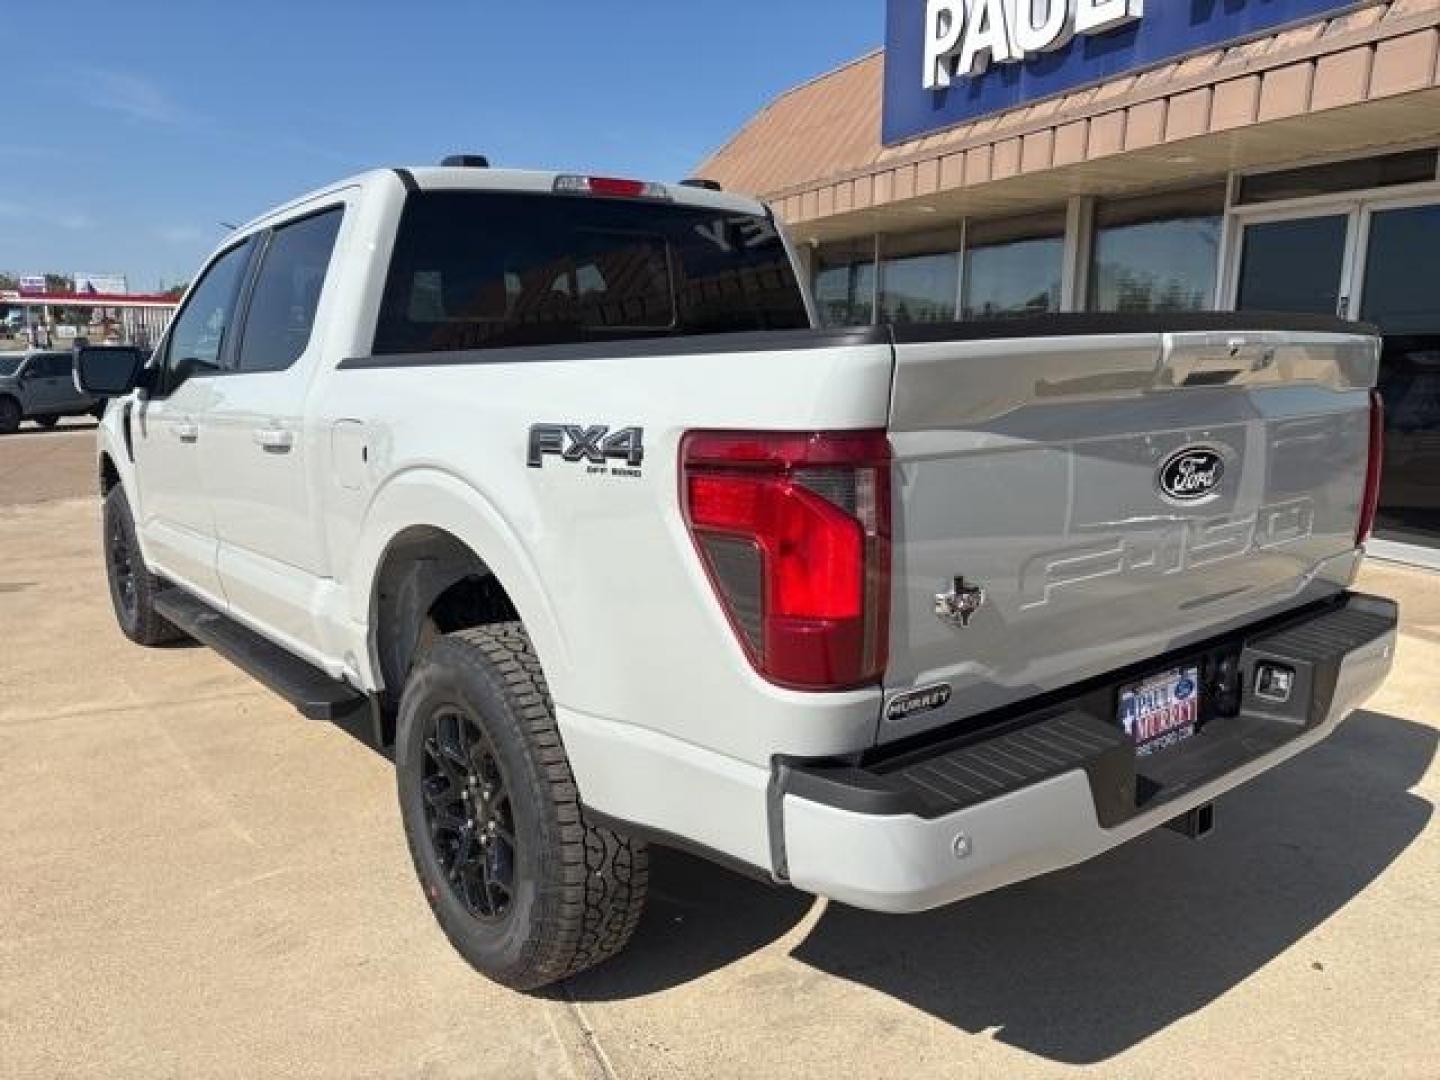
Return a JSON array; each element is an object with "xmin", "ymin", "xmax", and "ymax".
[{"xmin": 154, "ymin": 590, "xmax": 368, "ymax": 721}]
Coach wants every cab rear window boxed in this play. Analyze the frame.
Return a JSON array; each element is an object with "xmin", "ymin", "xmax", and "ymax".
[{"xmin": 372, "ymin": 191, "xmax": 808, "ymax": 355}]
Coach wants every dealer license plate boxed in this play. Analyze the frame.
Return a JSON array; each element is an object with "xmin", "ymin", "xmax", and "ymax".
[{"xmin": 1119, "ymin": 665, "xmax": 1200, "ymax": 758}]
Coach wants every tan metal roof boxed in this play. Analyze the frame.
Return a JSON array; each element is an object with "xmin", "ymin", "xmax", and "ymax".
[
  {"xmin": 698, "ymin": 0, "xmax": 1440, "ymax": 239},
  {"xmin": 700, "ymin": 51, "xmax": 885, "ymax": 198}
]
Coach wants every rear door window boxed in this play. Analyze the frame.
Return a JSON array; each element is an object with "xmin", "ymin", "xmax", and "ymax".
[
  {"xmin": 373, "ymin": 191, "xmax": 808, "ymax": 355},
  {"xmin": 237, "ymin": 207, "xmax": 344, "ymax": 373}
]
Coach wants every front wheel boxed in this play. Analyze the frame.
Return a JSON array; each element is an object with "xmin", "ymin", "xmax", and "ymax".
[
  {"xmin": 103, "ymin": 485, "xmax": 185, "ymax": 646},
  {"xmin": 396, "ymin": 623, "xmax": 648, "ymax": 990},
  {"xmin": 0, "ymin": 397, "xmax": 20, "ymax": 435}
]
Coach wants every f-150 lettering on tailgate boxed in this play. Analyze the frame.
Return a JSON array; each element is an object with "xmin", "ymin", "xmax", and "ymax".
[{"xmin": 1019, "ymin": 497, "xmax": 1315, "ymax": 611}]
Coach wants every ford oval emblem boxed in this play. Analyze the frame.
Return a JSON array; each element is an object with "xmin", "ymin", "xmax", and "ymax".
[{"xmin": 1158, "ymin": 446, "xmax": 1226, "ymax": 503}]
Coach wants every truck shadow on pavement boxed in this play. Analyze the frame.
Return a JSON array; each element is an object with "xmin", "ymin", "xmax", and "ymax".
[{"xmin": 566, "ymin": 709, "xmax": 1435, "ymax": 1065}]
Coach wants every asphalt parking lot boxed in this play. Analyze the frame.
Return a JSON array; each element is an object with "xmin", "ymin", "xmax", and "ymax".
[{"xmin": 2, "ymin": 426, "xmax": 1437, "ymax": 1079}]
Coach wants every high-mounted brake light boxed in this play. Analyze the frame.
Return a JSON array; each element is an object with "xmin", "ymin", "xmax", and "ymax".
[
  {"xmin": 553, "ymin": 175, "xmax": 671, "ymax": 200},
  {"xmin": 681, "ymin": 431, "xmax": 891, "ymax": 691},
  {"xmin": 1358, "ymin": 389, "xmax": 1385, "ymax": 546}
]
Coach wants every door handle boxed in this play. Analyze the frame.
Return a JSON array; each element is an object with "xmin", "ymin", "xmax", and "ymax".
[
  {"xmin": 168, "ymin": 419, "xmax": 199, "ymax": 443},
  {"xmin": 253, "ymin": 427, "xmax": 294, "ymax": 453}
]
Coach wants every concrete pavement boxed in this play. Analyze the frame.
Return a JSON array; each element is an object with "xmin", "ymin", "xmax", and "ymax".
[
  {"xmin": 1, "ymin": 429, "xmax": 1436, "ymax": 1078},
  {"xmin": 0, "ymin": 419, "xmax": 102, "ymax": 507}
]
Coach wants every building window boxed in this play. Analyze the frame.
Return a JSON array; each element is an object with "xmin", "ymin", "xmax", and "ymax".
[
  {"xmin": 813, "ymin": 239, "xmax": 876, "ymax": 327},
  {"xmin": 1237, "ymin": 149, "xmax": 1438, "ymax": 206},
  {"xmin": 878, "ymin": 228, "xmax": 962, "ymax": 324},
  {"xmin": 1089, "ymin": 186, "xmax": 1226, "ymax": 313},
  {"xmin": 962, "ymin": 211, "xmax": 1065, "ymax": 320}
]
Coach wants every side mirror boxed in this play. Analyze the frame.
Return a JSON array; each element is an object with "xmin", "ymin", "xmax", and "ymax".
[{"xmin": 75, "ymin": 346, "xmax": 146, "ymax": 398}]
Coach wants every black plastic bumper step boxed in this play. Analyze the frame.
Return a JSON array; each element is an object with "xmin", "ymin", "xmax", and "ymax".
[
  {"xmin": 882, "ymin": 710, "xmax": 1129, "ymax": 815},
  {"xmin": 154, "ymin": 589, "xmax": 368, "ymax": 721}
]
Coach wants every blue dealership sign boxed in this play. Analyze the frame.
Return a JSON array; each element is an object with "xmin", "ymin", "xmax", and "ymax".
[{"xmin": 883, "ymin": 0, "xmax": 1360, "ymax": 145}]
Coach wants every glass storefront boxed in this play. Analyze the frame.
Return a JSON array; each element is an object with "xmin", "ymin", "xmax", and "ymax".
[
  {"xmin": 1362, "ymin": 203, "xmax": 1440, "ymax": 550},
  {"xmin": 813, "ymin": 238, "xmax": 876, "ymax": 327},
  {"xmin": 962, "ymin": 212, "xmax": 1064, "ymax": 320},
  {"xmin": 1231, "ymin": 178, "xmax": 1440, "ymax": 555},
  {"xmin": 878, "ymin": 228, "xmax": 961, "ymax": 324},
  {"xmin": 1235, "ymin": 214, "xmax": 1349, "ymax": 316},
  {"xmin": 1089, "ymin": 187, "xmax": 1226, "ymax": 313}
]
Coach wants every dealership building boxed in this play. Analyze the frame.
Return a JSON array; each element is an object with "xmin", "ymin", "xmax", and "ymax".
[{"xmin": 701, "ymin": 0, "xmax": 1440, "ymax": 566}]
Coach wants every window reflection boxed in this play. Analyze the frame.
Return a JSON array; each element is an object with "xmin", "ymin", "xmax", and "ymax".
[
  {"xmin": 875, "ymin": 228, "xmax": 956, "ymax": 324},
  {"xmin": 1089, "ymin": 187, "xmax": 1225, "ymax": 313},
  {"xmin": 813, "ymin": 239, "xmax": 876, "ymax": 327},
  {"xmin": 962, "ymin": 211, "xmax": 1065, "ymax": 320},
  {"xmin": 1362, "ymin": 203, "xmax": 1440, "ymax": 547},
  {"xmin": 879, "ymin": 228, "xmax": 961, "ymax": 324}
]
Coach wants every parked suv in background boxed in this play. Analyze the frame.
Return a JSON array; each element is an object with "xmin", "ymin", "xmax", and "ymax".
[{"xmin": 0, "ymin": 350, "xmax": 101, "ymax": 433}]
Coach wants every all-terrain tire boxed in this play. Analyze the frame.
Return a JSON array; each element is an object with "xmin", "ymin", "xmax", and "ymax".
[
  {"xmin": 103, "ymin": 485, "xmax": 185, "ymax": 646},
  {"xmin": 0, "ymin": 396, "xmax": 20, "ymax": 435},
  {"xmin": 396, "ymin": 622, "xmax": 648, "ymax": 990}
]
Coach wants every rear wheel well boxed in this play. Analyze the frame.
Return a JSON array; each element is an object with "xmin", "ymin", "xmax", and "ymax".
[{"xmin": 371, "ymin": 526, "xmax": 519, "ymax": 720}]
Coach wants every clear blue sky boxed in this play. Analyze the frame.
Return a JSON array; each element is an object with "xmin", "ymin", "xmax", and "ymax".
[{"xmin": 0, "ymin": 0, "xmax": 879, "ymax": 290}]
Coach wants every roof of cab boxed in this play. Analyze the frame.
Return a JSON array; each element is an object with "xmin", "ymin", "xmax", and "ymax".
[{"xmin": 233, "ymin": 165, "xmax": 768, "ymax": 236}]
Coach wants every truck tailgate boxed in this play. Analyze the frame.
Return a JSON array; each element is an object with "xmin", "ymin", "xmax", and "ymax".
[{"xmin": 883, "ymin": 317, "xmax": 1380, "ymax": 742}]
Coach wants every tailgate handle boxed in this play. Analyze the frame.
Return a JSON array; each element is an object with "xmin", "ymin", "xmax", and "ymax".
[{"xmin": 1163, "ymin": 334, "xmax": 1279, "ymax": 387}]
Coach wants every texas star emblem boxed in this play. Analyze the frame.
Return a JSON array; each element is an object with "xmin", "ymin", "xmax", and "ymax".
[{"xmin": 935, "ymin": 577, "xmax": 987, "ymax": 628}]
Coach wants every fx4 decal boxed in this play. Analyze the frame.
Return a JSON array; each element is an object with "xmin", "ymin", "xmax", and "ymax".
[{"xmin": 528, "ymin": 424, "xmax": 645, "ymax": 475}]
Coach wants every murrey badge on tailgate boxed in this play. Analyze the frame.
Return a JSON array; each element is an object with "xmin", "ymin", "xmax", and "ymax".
[
  {"xmin": 886, "ymin": 683, "xmax": 953, "ymax": 723},
  {"xmin": 935, "ymin": 577, "xmax": 986, "ymax": 628}
]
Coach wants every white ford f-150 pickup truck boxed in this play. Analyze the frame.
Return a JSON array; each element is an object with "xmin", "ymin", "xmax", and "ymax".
[{"xmin": 78, "ymin": 160, "xmax": 1397, "ymax": 990}]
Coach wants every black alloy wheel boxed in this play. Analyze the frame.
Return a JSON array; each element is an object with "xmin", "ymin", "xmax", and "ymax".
[
  {"xmin": 420, "ymin": 705, "xmax": 517, "ymax": 921},
  {"xmin": 101, "ymin": 485, "xmax": 184, "ymax": 646},
  {"xmin": 396, "ymin": 623, "xmax": 648, "ymax": 989},
  {"xmin": 106, "ymin": 501, "xmax": 139, "ymax": 625}
]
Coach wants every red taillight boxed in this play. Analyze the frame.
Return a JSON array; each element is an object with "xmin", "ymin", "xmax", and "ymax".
[
  {"xmin": 681, "ymin": 430, "xmax": 891, "ymax": 691},
  {"xmin": 1358, "ymin": 389, "xmax": 1385, "ymax": 546}
]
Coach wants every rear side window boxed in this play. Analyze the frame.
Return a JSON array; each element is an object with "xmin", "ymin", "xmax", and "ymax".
[
  {"xmin": 372, "ymin": 191, "xmax": 808, "ymax": 355},
  {"xmin": 237, "ymin": 208, "xmax": 344, "ymax": 373}
]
